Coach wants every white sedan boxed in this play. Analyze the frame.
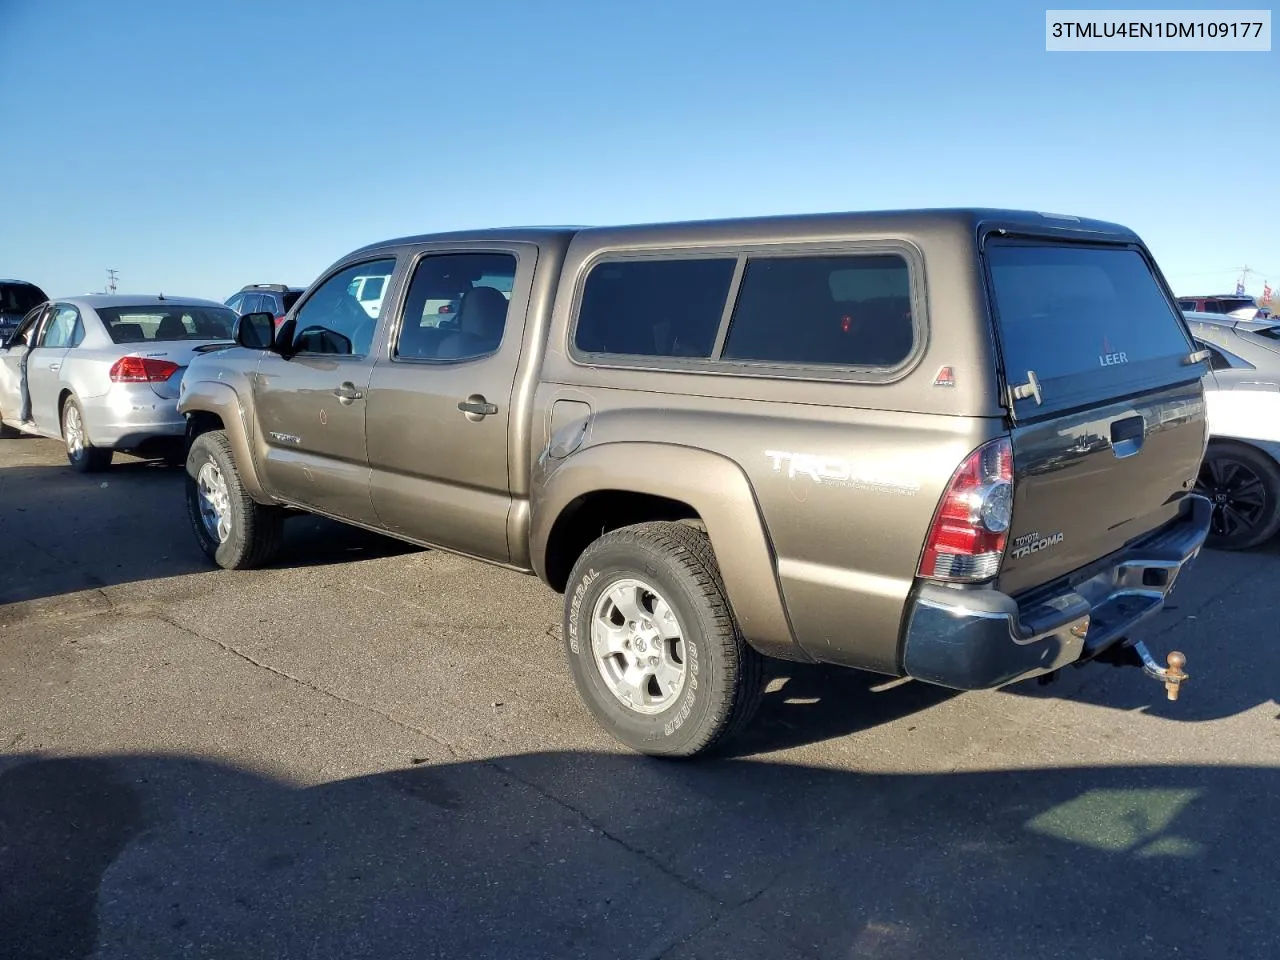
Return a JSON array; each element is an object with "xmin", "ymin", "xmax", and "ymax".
[
  {"xmin": 1185, "ymin": 310, "xmax": 1280, "ymax": 550},
  {"xmin": 0, "ymin": 295, "xmax": 237, "ymax": 472}
]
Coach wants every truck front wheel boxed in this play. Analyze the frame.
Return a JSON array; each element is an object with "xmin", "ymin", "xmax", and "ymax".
[
  {"xmin": 562, "ymin": 521, "xmax": 763, "ymax": 758},
  {"xmin": 185, "ymin": 430, "xmax": 284, "ymax": 570}
]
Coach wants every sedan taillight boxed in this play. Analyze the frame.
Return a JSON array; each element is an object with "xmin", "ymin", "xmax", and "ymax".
[{"xmin": 109, "ymin": 356, "xmax": 180, "ymax": 382}]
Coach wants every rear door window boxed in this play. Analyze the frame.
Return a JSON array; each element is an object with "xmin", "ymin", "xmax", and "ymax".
[
  {"xmin": 395, "ymin": 252, "xmax": 517, "ymax": 361},
  {"xmin": 986, "ymin": 242, "xmax": 1195, "ymax": 412}
]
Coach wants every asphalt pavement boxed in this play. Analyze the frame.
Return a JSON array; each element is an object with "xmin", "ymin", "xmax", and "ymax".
[{"xmin": 1, "ymin": 435, "xmax": 1277, "ymax": 960}]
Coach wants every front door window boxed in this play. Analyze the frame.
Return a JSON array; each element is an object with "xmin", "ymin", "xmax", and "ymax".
[{"xmin": 289, "ymin": 259, "xmax": 396, "ymax": 357}]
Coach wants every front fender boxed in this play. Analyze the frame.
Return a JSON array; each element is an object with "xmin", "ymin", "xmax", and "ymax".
[
  {"xmin": 531, "ymin": 441, "xmax": 810, "ymax": 663},
  {"xmin": 178, "ymin": 378, "xmax": 270, "ymax": 503}
]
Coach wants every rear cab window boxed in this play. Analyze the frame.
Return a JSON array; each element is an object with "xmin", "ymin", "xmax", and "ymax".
[{"xmin": 985, "ymin": 242, "xmax": 1197, "ymax": 413}]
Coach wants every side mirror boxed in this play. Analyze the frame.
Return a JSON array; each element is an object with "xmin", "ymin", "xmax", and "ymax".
[{"xmin": 233, "ymin": 312, "xmax": 276, "ymax": 351}]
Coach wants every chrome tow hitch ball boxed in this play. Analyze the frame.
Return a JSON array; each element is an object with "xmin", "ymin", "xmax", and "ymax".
[{"xmin": 1132, "ymin": 640, "xmax": 1189, "ymax": 701}]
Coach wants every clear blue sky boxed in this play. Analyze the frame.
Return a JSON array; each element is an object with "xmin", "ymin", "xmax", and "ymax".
[{"xmin": 1, "ymin": 0, "xmax": 1276, "ymax": 300}]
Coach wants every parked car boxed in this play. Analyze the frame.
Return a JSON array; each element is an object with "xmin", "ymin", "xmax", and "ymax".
[
  {"xmin": 225, "ymin": 284, "xmax": 304, "ymax": 327},
  {"xmin": 0, "ymin": 295, "xmax": 237, "ymax": 470},
  {"xmin": 347, "ymin": 274, "xmax": 388, "ymax": 319},
  {"xmin": 1177, "ymin": 294, "xmax": 1262, "ymax": 321},
  {"xmin": 1184, "ymin": 310, "xmax": 1280, "ymax": 550},
  {"xmin": 178, "ymin": 209, "xmax": 1212, "ymax": 757},
  {"xmin": 0, "ymin": 279, "xmax": 49, "ymax": 342}
]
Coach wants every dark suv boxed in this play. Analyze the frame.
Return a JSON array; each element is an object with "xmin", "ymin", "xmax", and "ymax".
[
  {"xmin": 224, "ymin": 284, "xmax": 304, "ymax": 327},
  {"xmin": 0, "ymin": 279, "xmax": 49, "ymax": 341}
]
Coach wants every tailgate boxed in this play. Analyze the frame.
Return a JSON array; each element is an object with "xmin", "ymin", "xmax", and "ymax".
[{"xmin": 985, "ymin": 239, "xmax": 1208, "ymax": 596}]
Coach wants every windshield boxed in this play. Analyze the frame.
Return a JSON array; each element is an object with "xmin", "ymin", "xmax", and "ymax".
[
  {"xmin": 0, "ymin": 282, "xmax": 48, "ymax": 315},
  {"xmin": 97, "ymin": 305, "xmax": 237, "ymax": 343},
  {"xmin": 987, "ymin": 242, "xmax": 1193, "ymax": 408}
]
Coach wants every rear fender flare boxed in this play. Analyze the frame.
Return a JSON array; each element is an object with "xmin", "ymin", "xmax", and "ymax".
[{"xmin": 532, "ymin": 442, "xmax": 809, "ymax": 662}]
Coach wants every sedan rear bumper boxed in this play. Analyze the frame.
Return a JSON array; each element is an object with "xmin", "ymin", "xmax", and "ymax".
[
  {"xmin": 899, "ymin": 494, "xmax": 1213, "ymax": 690},
  {"xmin": 81, "ymin": 384, "xmax": 185, "ymax": 449}
]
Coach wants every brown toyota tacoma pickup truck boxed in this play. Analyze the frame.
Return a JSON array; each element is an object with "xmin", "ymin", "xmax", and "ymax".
[{"xmin": 178, "ymin": 209, "xmax": 1213, "ymax": 757}]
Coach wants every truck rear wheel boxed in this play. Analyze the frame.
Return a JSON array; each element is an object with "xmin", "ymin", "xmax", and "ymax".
[
  {"xmin": 186, "ymin": 430, "xmax": 284, "ymax": 570},
  {"xmin": 562, "ymin": 521, "xmax": 763, "ymax": 758}
]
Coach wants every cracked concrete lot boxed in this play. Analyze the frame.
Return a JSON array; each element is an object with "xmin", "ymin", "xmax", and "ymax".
[{"xmin": 2, "ymin": 438, "xmax": 1279, "ymax": 960}]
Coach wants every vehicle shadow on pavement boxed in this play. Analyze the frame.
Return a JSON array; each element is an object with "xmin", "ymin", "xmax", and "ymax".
[
  {"xmin": 0, "ymin": 750, "xmax": 1273, "ymax": 960},
  {"xmin": 0, "ymin": 461, "xmax": 419, "ymax": 607},
  {"xmin": 276, "ymin": 513, "xmax": 421, "ymax": 568},
  {"xmin": 725, "ymin": 664, "xmax": 957, "ymax": 757},
  {"xmin": 0, "ymin": 461, "xmax": 204, "ymax": 607}
]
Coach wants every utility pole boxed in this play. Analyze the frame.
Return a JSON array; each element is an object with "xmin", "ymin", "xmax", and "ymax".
[{"xmin": 106, "ymin": 269, "xmax": 118, "ymax": 294}]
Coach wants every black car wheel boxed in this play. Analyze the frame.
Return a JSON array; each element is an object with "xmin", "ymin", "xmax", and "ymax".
[{"xmin": 1195, "ymin": 442, "xmax": 1280, "ymax": 551}]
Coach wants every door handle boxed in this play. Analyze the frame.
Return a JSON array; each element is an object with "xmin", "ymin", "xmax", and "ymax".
[
  {"xmin": 47, "ymin": 362, "xmax": 60, "ymax": 371},
  {"xmin": 333, "ymin": 382, "xmax": 364, "ymax": 404},
  {"xmin": 458, "ymin": 395, "xmax": 498, "ymax": 420}
]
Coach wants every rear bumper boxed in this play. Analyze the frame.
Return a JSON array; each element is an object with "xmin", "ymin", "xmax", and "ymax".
[
  {"xmin": 82, "ymin": 384, "xmax": 185, "ymax": 449},
  {"xmin": 900, "ymin": 494, "xmax": 1212, "ymax": 690}
]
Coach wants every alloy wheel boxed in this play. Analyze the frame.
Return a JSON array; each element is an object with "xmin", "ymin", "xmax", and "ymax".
[
  {"xmin": 64, "ymin": 404, "xmax": 84, "ymax": 459},
  {"xmin": 590, "ymin": 578, "xmax": 688, "ymax": 716},
  {"xmin": 196, "ymin": 460, "xmax": 233, "ymax": 543},
  {"xmin": 1197, "ymin": 455, "xmax": 1268, "ymax": 541}
]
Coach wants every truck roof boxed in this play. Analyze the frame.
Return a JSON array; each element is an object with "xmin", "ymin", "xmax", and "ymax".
[{"xmin": 348, "ymin": 209, "xmax": 1141, "ymax": 256}]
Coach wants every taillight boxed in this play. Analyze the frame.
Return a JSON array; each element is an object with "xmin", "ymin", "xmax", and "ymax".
[
  {"xmin": 918, "ymin": 437, "xmax": 1014, "ymax": 582},
  {"xmin": 109, "ymin": 356, "xmax": 180, "ymax": 383},
  {"xmin": 274, "ymin": 314, "xmax": 286, "ymax": 327}
]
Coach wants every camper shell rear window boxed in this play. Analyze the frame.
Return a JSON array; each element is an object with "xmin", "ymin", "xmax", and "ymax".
[{"xmin": 985, "ymin": 240, "xmax": 1196, "ymax": 411}]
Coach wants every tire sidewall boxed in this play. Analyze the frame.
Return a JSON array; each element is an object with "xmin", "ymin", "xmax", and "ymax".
[
  {"xmin": 564, "ymin": 536, "xmax": 731, "ymax": 755},
  {"xmin": 185, "ymin": 434, "xmax": 244, "ymax": 567}
]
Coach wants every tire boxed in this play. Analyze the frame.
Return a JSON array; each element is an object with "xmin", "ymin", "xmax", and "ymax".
[
  {"xmin": 185, "ymin": 430, "xmax": 284, "ymax": 569},
  {"xmin": 563, "ymin": 521, "xmax": 764, "ymax": 758},
  {"xmin": 1196, "ymin": 441, "xmax": 1280, "ymax": 551},
  {"xmin": 62, "ymin": 396, "xmax": 112, "ymax": 473}
]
